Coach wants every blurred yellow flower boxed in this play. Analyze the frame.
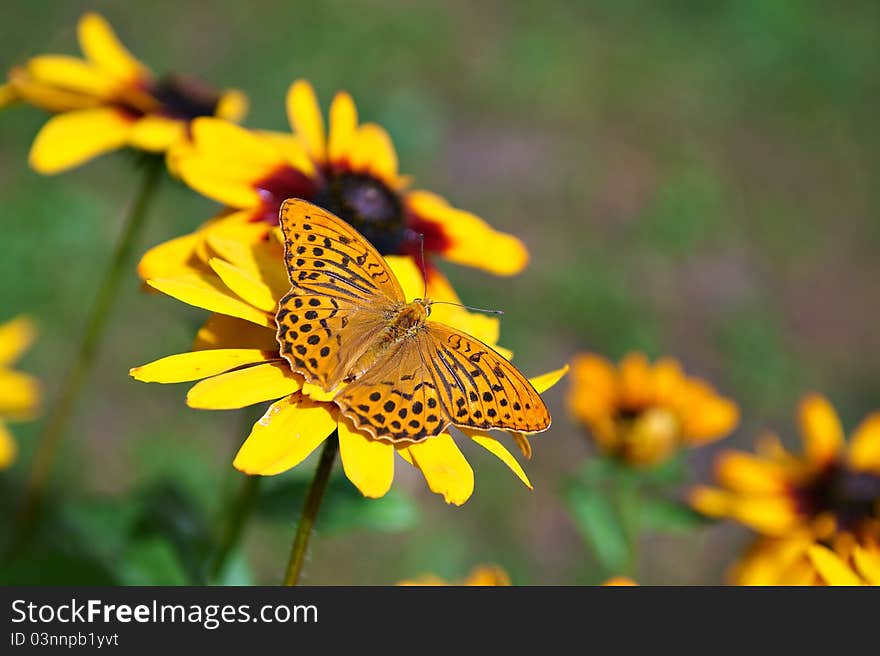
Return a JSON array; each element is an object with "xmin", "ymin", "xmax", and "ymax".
[
  {"xmin": 733, "ymin": 534, "xmax": 880, "ymax": 586},
  {"xmin": 398, "ymin": 565, "xmax": 512, "ymax": 586},
  {"xmin": 131, "ymin": 230, "xmax": 565, "ymax": 505},
  {"xmin": 602, "ymin": 576, "xmax": 638, "ymax": 586},
  {"xmin": 1, "ymin": 12, "xmax": 247, "ymax": 174},
  {"xmin": 690, "ymin": 394, "xmax": 880, "ymax": 540},
  {"xmin": 0, "ymin": 316, "xmax": 41, "ymax": 469},
  {"xmin": 139, "ymin": 79, "xmax": 527, "ymax": 283},
  {"xmin": 567, "ymin": 352, "xmax": 739, "ymax": 466}
]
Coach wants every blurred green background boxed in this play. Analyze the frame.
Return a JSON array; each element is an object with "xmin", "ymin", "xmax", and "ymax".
[{"xmin": 1, "ymin": 0, "xmax": 879, "ymax": 584}]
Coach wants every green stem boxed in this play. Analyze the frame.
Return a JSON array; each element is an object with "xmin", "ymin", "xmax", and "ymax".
[
  {"xmin": 12, "ymin": 157, "xmax": 164, "ymax": 550},
  {"xmin": 616, "ymin": 479, "xmax": 641, "ymax": 578},
  {"xmin": 209, "ymin": 474, "xmax": 261, "ymax": 583},
  {"xmin": 282, "ymin": 432, "xmax": 338, "ymax": 586}
]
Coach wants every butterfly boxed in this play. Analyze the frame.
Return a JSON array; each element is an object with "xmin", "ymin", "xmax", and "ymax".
[{"xmin": 275, "ymin": 198, "xmax": 551, "ymax": 443}]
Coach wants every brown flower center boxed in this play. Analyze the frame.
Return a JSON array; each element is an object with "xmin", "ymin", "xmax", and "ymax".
[
  {"xmin": 313, "ymin": 173, "xmax": 408, "ymax": 255},
  {"xmin": 148, "ymin": 74, "xmax": 222, "ymax": 121},
  {"xmin": 796, "ymin": 463, "xmax": 880, "ymax": 533}
]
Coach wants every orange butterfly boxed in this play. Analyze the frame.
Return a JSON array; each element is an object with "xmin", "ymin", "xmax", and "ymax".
[{"xmin": 275, "ymin": 199, "xmax": 551, "ymax": 443}]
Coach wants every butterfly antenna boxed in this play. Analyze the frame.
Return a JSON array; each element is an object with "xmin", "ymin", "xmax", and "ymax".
[
  {"xmin": 418, "ymin": 233, "xmax": 428, "ymax": 299},
  {"xmin": 431, "ymin": 301, "xmax": 504, "ymax": 316}
]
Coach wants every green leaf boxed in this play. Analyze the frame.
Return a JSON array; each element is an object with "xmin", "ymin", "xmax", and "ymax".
[
  {"xmin": 130, "ymin": 480, "xmax": 213, "ymax": 584},
  {"xmin": 118, "ymin": 537, "xmax": 189, "ymax": 586},
  {"xmin": 0, "ymin": 549, "xmax": 118, "ymax": 585},
  {"xmin": 564, "ymin": 483, "xmax": 629, "ymax": 573},
  {"xmin": 211, "ymin": 548, "xmax": 256, "ymax": 586},
  {"xmin": 638, "ymin": 498, "xmax": 709, "ymax": 534},
  {"xmin": 258, "ymin": 474, "xmax": 419, "ymax": 535}
]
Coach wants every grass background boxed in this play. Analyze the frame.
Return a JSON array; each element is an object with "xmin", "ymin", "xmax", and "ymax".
[{"xmin": 1, "ymin": 0, "xmax": 878, "ymax": 584}]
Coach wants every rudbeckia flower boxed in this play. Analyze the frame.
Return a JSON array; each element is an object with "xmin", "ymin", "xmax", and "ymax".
[
  {"xmin": 602, "ymin": 576, "xmax": 638, "ymax": 586},
  {"xmin": 138, "ymin": 79, "xmax": 528, "ymax": 285},
  {"xmin": 690, "ymin": 394, "xmax": 880, "ymax": 541},
  {"xmin": 732, "ymin": 533, "xmax": 880, "ymax": 586},
  {"xmin": 130, "ymin": 230, "xmax": 565, "ymax": 505},
  {"xmin": 566, "ymin": 353, "xmax": 739, "ymax": 466},
  {"xmin": 0, "ymin": 316, "xmax": 41, "ymax": 469},
  {"xmin": 1, "ymin": 12, "xmax": 247, "ymax": 174},
  {"xmin": 398, "ymin": 565, "xmax": 512, "ymax": 586}
]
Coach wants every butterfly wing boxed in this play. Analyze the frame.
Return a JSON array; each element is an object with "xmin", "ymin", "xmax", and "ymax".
[
  {"xmin": 276, "ymin": 199, "xmax": 404, "ymax": 391},
  {"xmin": 421, "ymin": 323, "xmax": 551, "ymax": 434},
  {"xmin": 334, "ymin": 322, "xmax": 550, "ymax": 442},
  {"xmin": 334, "ymin": 335, "xmax": 451, "ymax": 442}
]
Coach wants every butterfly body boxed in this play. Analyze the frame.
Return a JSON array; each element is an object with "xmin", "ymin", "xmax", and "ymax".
[{"xmin": 275, "ymin": 199, "xmax": 551, "ymax": 443}]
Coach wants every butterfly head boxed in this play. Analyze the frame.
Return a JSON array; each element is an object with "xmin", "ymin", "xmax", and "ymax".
[{"xmin": 412, "ymin": 297, "xmax": 433, "ymax": 317}]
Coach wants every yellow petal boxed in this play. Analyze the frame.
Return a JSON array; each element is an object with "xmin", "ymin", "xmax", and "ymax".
[
  {"xmin": 256, "ymin": 130, "xmax": 318, "ymax": 179},
  {"xmin": 404, "ymin": 433, "xmax": 474, "ymax": 505},
  {"xmin": 0, "ymin": 370, "xmax": 40, "ymax": 420},
  {"xmin": 138, "ymin": 231, "xmax": 204, "ymax": 281},
  {"xmin": 25, "ymin": 55, "xmax": 118, "ymax": 98},
  {"xmin": 0, "ymin": 83, "xmax": 18, "ymax": 108},
  {"xmin": 29, "ymin": 108, "xmax": 133, "ymax": 174},
  {"xmin": 193, "ymin": 314, "xmax": 279, "ymax": 352},
  {"xmin": 847, "ymin": 413, "xmax": 880, "ymax": 473},
  {"xmin": 0, "ymin": 421, "xmax": 17, "ymax": 469},
  {"xmin": 78, "ymin": 12, "xmax": 148, "ymax": 81},
  {"xmin": 807, "ymin": 545, "xmax": 863, "ymax": 586},
  {"xmin": 301, "ymin": 381, "xmax": 339, "ymax": 402},
  {"xmin": 512, "ymin": 432, "xmax": 532, "ymax": 459},
  {"xmin": 714, "ymin": 451, "xmax": 787, "ymax": 494},
  {"xmin": 618, "ymin": 352, "xmax": 652, "ymax": 408},
  {"xmin": 567, "ymin": 353, "xmax": 617, "ymax": 425},
  {"xmin": 130, "ymin": 349, "xmax": 272, "ymax": 383},
  {"xmin": 852, "ymin": 545, "xmax": 880, "ymax": 585},
  {"xmin": 327, "ymin": 91, "xmax": 358, "ymax": 166},
  {"xmin": 406, "ymin": 191, "xmax": 529, "ymax": 276},
  {"xmin": 798, "ymin": 394, "xmax": 844, "ymax": 465},
  {"xmin": 337, "ymin": 419, "xmax": 395, "ymax": 498},
  {"xmin": 681, "ymin": 395, "xmax": 739, "ymax": 444},
  {"xmin": 215, "ymin": 88, "xmax": 249, "ymax": 122},
  {"xmin": 463, "ymin": 566, "xmax": 512, "ymax": 586},
  {"xmin": 7, "ymin": 67, "xmax": 100, "ymax": 112},
  {"xmin": 187, "ymin": 361, "xmax": 300, "ymax": 409},
  {"xmin": 732, "ymin": 496, "xmax": 800, "ymax": 536},
  {"xmin": 688, "ymin": 485, "xmax": 733, "ymax": 517},
  {"xmin": 0, "ymin": 316, "xmax": 37, "ymax": 367},
  {"xmin": 602, "ymin": 576, "xmax": 638, "ymax": 586},
  {"xmin": 148, "ymin": 273, "xmax": 273, "ymax": 328},
  {"xmin": 286, "ymin": 79, "xmax": 326, "ymax": 164},
  {"xmin": 349, "ymin": 123, "xmax": 399, "ymax": 186},
  {"xmin": 469, "ymin": 434, "xmax": 532, "ymax": 489},
  {"xmin": 530, "ymin": 364, "xmax": 569, "ymax": 394},
  {"xmin": 209, "ymin": 258, "xmax": 277, "ymax": 313},
  {"xmin": 233, "ymin": 393, "xmax": 337, "ymax": 476},
  {"xmin": 129, "ymin": 115, "xmax": 186, "ymax": 152},
  {"xmin": 207, "ymin": 236, "xmax": 290, "ymax": 302}
]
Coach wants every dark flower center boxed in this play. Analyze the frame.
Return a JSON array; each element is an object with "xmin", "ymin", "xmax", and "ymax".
[
  {"xmin": 252, "ymin": 168, "xmax": 318, "ymax": 224},
  {"xmin": 796, "ymin": 463, "xmax": 880, "ymax": 532},
  {"xmin": 313, "ymin": 173, "xmax": 407, "ymax": 255},
  {"xmin": 150, "ymin": 74, "xmax": 221, "ymax": 121}
]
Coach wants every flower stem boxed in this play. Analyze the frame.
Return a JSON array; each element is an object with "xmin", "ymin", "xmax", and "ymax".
[
  {"xmin": 209, "ymin": 474, "xmax": 261, "ymax": 583},
  {"xmin": 12, "ymin": 157, "xmax": 164, "ymax": 550},
  {"xmin": 282, "ymin": 432, "xmax": 338, "ymax": 586}
]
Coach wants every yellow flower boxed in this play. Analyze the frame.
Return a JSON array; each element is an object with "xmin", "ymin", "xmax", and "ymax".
[
  {"xmin": 139, "ymin": 79, "xmax": 527, "ymax": 283},
  {"xmin": 602, "ymin": 576, "xmax": 638, "ymax": 586},
  {"xmin": 690, "ymin": 394, "xmax": 880, "ymax": 540},
  {"xmin": 567, "ymin": 352, "xmax": 739, "ymax": 466},
  {"xmin": 732, "ymin": 534, "xmax": 880, "ymax": 586},
  {"xmin": 130, "ymin": 230, "xmax": 566, "ymax": 505},
  {"xmin": 2, "ymin": 12, "xmax": 247, "ymax": 174},
  {"xmin": 398, "ymin": 565, "xmax": 512, "ymax": 586},
  {"xmin": 0, "ymin": 316, "xmax": 41, "ymax": 469}
]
